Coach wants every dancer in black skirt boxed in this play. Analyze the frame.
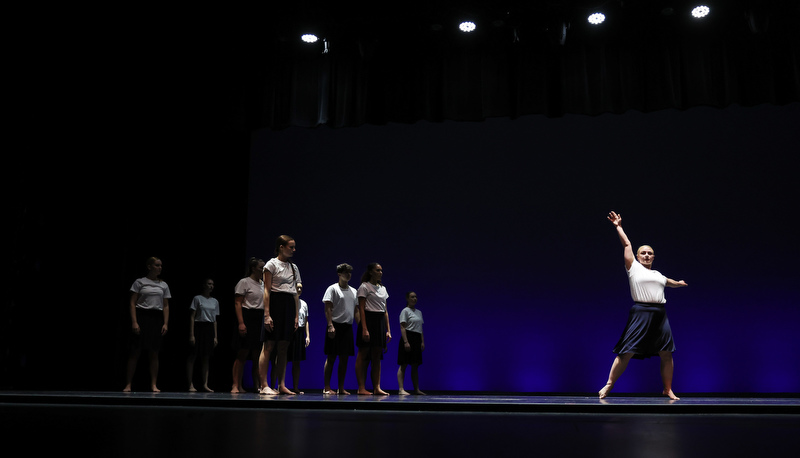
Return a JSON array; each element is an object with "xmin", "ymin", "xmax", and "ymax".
[
  {"xmin": 232, "ymin": 258, "xmax": 267, "ymax": 393},
  {"xmin": 322, "ymin": 263, "xmax": 359, "ymax": 395},
  {"xmin": 187, "ymin": 278, "xmax": 219, "ymax": 392},
  {"xmin": 258, "ymin": 235, "xmax": 302, "ymax": 395},
  {"xmin": 355, "ymin": 263, "xmax": 392, "ymax": 395},
  {"xmin": 124, "ymin": 257, "xmax": 171, "ymax": 392},
  {"xmin": 599, "ymin": 211, "xmax": 688, "ymax": 400},
  {"xmin": 397, "ymin": 292, "xmax": 425, "ymax": 395}
]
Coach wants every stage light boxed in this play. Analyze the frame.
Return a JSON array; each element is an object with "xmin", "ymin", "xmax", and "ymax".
[
  {"xmin": 587, "ymin": 13, "xmax": 605, "ymax": 25},
  {"xmin": 459, "ymin": 21, "xmax": 476, "ymax": 32},
  {"xmin": 691, "ymin": 6, "xmax": 710, "ymax": 18},
  {"xmin": 301, "ymin": 34, "xmax": 319, "ymax": 43}
]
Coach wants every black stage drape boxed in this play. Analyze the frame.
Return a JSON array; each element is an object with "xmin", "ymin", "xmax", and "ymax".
[{"xmin": 229, "ymin": 0, "xmax": 800, "ymax": 130}]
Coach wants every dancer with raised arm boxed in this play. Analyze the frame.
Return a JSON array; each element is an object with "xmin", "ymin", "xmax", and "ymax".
[{"xmin": 599, "ymin": 211, "xmax": 688, "ymax": 400}]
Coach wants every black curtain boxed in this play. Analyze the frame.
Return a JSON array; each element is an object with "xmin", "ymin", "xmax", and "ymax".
[{"xmin": 234, "ymin": 0, "xmax": 800, "ymax": 130}]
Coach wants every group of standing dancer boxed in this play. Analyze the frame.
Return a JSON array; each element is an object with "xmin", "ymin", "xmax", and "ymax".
[
  {"xmin": 124, "ymin": 212, "xmax": 687, "ymax": 399},
  {"xmin": 124, "ymin": 235, "xmax": 426, "ymax": 396}
]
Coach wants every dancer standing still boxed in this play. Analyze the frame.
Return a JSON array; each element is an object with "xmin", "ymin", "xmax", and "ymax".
[
  {"xmin": 258, "ymin": 235, "xmax": 302, "ymax": 395},
  {"xmin": 355, "ymin": 263, "xmax": 391, "ymax": 395},
  {"xmin": 287, "ymin": 283, "xmax": 309, "ymax": 394},
  {"xmin": 187, "ymin": 278, "xmax": 219, "ymax": 392},
  {"xmin": 271, "ymin": 282, "xmax": 309, "ymax": 394},
  {"xmin": 322, "ymin": 263, "xmax": 359, "ymax": 395},
  {"xmin": 397, "ymin": 291, "xmax": 425, "ymax": 395},
  {"xmin": 232, "ymin": 258, "xmax": 268, "ymax": 393},
  {"xmin": 599, "ymin": 211, "xmax": 688, "ymax": 400},
  {"xmin": 124, "ymin": 257, "xmax": 171, "ymax": 392}
]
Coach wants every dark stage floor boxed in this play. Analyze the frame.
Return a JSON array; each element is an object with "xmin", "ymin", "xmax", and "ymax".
[{"xmin": 2, "ymin": 391, "xmax": 798, "ymax": 457}]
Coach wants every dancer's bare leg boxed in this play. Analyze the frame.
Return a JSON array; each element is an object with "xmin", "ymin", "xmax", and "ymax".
[
  {"xmin": 258, "ymin": 341, "xmax": 278, "ymax": 394},
  {"xmin": 659, "ymin": 351, "xmax": 679, "ymax": 400},
  {"xmin": 148, "ymin": 351, "xmax": 160, "ymax": 392},
  {"xmin": 397, "ymin": 365, "xmax": 409, "ymax": 395},
  {"xmin": 410, "ymin": 365, "xmax": 425, "ymax": 395},
  {"xmin": 275, "ymin": 341, "xmax": 294, "ymax": 394},
  {"xmin": 123, "ymin": 349, "xmax": 140, "ymax": 392},
  {"xmin": 599, "ymin": 352, "xmax": 633, "ymax": 398},
  {"xmin": 200, "ymin": 357, "xmax": 213, "ymax": 392},
  {"xmin": 323, "ymin": 355, "xmax": 336, "ymax": 394},
  {"xmin": 292, "ymin": 362, "xmax": 303, "ymax": 394},
  {"xmin": 337, "ymin": 356, "xmax": 350, "ymax": 394},
  {"xmin": 186, "ymin": 351, "xmax": 197, "ymax": 392},
  {"xmin": 231, "ymin": 349, "xmax": 247, "ymax": 393},
  {"xmin": 371, "ymin": 347, "xmax": 389, "ymax": 395},
  {"xmin": 355, "ymin": 349, "xmax": 371, "ymax": 395}
]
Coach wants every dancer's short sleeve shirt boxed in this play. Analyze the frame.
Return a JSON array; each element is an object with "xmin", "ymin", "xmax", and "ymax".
[
  {"xmin": 322, "ymin": 283, "xmax": 358, "ymax": 324},
  {"xmin": 264, "ymin": 258, "xmax": 301, "ymax": 294},
  {"xmin": 399, "ymin": 307, "xmax": 424, "ymax": 334},
  {"xmin": 234, "ymin": 277, "xmax": 264, "ymax": 310},
  {"xmin": 627, "ymin": 261, "xmax": 667, "ymax": 304},
  {"xmin": 357, "ymin": 282, "xmax": 388, "ymax": 313},
  {"xmin": 131, "ymin": 277, "xmax": 171, "ymax": 310}
]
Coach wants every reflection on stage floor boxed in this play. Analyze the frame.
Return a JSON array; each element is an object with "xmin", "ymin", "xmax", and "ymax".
[{"xmin": 2, "ymin": 391, "xmax": 797, "ymax": 457}]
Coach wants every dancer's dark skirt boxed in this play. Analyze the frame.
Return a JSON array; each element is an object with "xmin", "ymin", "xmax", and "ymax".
[
  {"xmin": 131, "ymin": 308, "xmax": 164, "ymax": 352},
  {"xmin": 192, "ymin": 321, "xmax": 216, "ymax": 358},
  {"xmin": 397, "ymin": 330, "xmax": 423, "ymax": 366},
  {"xmin": 612, "ymin": 302, "xmax": 676, "ymax": 359},
  {"xmin": 231, "ymin": 307, "xmax": 264, "ymax": 353},
  {"xmin": 324, "ymin": 321, "xmax": 355, "ymax": 357},
  {"xmin": 287, "ymin": 328, "xmax": 307, "ymax": 362},
  {"xmin": 261, "ymin": 291, "xmax": 297, "ymax": 342},
  {"xmin": 356, "ymin": 311, "xmax": 387, "ymax": 359}
]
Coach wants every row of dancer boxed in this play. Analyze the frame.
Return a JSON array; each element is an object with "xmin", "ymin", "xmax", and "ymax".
[
  {"xmin": 124, "ymin": 235, "xmax": 425, "ymax": 394},
  {"xmin": 125, "ymin": 212, "xmax": 686, "ymax": 398},
  {"xmin": 233, "ymin": 234, "xmax": 425, "ymax": 395}
]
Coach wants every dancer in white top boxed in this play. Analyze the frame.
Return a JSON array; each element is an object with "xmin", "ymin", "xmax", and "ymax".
[
  {"xmin": 187, "ymin": 278, "xmax": 219, "ymax": 392},
  {"xmin": 355, "ymin": 262, "xmax": 392, "ymax": 395},
  {"xmin": 397, "ymin": 291, "xmax": 425, "ymax": 395},
  {"xmin": 232, "ymin": 258, "xmax": 266, "ymax": 393},
  {"xmin": 258, "ymin": 235, "xmax": 302, "ymax": 395},
  {"xmin": 124, "ymin": 257, "xmax": 171, "ymax": 392},
  {"xmin": 599, "ymin": 211, "xmax": 688, "ymax": 400},
  {"xmin": 322, "ymin": 263, "xmax": 359, "ymax": 395}
]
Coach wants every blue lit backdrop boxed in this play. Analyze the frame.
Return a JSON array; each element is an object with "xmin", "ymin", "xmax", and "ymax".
[{"xmin": 245, "ymin": 103, "xmax": 799, "ymax": 393}]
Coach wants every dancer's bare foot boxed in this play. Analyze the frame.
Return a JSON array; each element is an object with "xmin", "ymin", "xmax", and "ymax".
[
  {"xmin": 323, "ymin": 389, "xmax": 336, "ymax": 395},
  {"xmin": 122, "ymin": 385, "xmax": 132, "ymax": 393},
  {"xmin": 259, "ymin": 386, "xmax": 278, "ymax": 395},
  {"xmin": 278, "ymin": 386, "xmax": 295, "ymax": 395},
  {"xmin": 337, "ymin": 389, "xmax": 351, "ymax": 395},
  {"xmin": 231, "ymin": 386, "xmax": 246, "ymax": 394},
  {"xmin": 357, "ymin": 389, "xmax": 373, "ymax": 395},
  {"xmin": 598, "ymin": 383, "xmax": 613, "ymax": 399},
  {"xmin": 413, "ymin": 390, "xmax": 427, "ymax": 395},
  {"xmin": 663, "ymin": 389, "xmax": 680, "ymax": 400},
  {"xmin": 398, "ymin": 389, "xmax": 410, "ymax": 395},
  {"xmin": 373, "ymin": 388, "xmax": 390, "ymax": 396},
  {"xmin": 201, "ymin": 386, "xmax": 214, "ymax": 393},
  {"xmin": 189, "ymin": 385, "xmax": 197, "ymax": 392},
  {"xmin": 151, "ymin": 386, "xmax": 161, "ymax": 393}
]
